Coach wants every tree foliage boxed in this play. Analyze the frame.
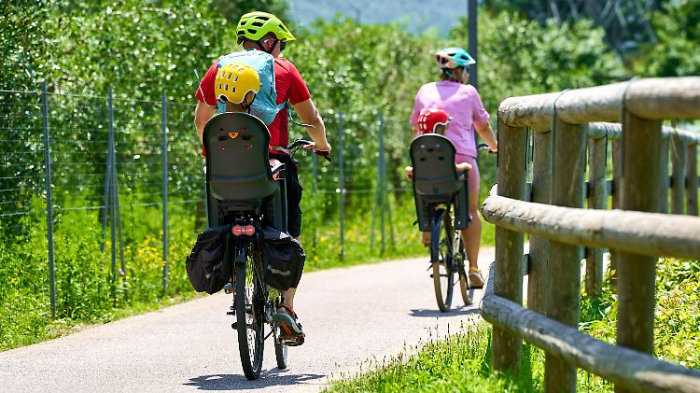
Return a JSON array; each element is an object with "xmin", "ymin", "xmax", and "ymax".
[
  {"xmin": 211, "ymin": 0, "xmax": 290, "ymax": 26},
  {"xmin": 0, "ymin": 0, "xmax": 48, "ymax": 90},
  {"xmin": 633, "ymin": 0, "xmax": 700, "ymax": 77}
]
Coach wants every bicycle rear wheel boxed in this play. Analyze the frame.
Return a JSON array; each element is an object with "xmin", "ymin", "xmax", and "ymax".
[
  {"xmin": 235, "ymin": 246, "xmax": 265, "ymax": 380},
  {"xmin": 431, "ymin": 208, "xmax": 455, "ymax": 312},
  {"xmin": 455, "ymin": 233, "xmax": 471, "ymax": 305}
]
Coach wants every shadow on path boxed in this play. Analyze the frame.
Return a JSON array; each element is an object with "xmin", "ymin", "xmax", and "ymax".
[
  {"xmin": 409, "ymin": 307, "xmax": 479, "ymax": 318},
  {"xmin": 185, "ymin": 370, "xmax": 325, "ymax": 390}
]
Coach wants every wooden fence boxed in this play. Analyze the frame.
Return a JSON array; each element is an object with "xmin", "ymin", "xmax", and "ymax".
[{"xmin": 479, "ymin": 77, "xmax": 700, "ymax": 392}]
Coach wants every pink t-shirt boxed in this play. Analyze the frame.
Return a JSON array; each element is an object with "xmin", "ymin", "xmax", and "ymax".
[{"xmin": 410, "ymin": 81, "xmax": 490, "ymax": 158}]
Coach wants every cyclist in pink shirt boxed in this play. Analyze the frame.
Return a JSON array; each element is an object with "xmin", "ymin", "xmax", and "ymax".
[{"xmin": 410, "ymin": 47, "xmax": 497, "ymax": 288}]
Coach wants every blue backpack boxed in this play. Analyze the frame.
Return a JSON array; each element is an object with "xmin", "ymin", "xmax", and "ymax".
[{"xmin": 216, "ymin": 51, "xmax": 285, "ymax": 125}]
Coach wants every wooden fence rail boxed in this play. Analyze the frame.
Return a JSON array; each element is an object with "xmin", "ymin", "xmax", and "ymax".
[{"xmin": 481, "ymin": 76, "xmax": 700, "ymax": 392}]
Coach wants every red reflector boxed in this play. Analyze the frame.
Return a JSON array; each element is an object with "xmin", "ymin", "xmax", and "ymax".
[{"xmin": 232, "ymin": 225, "xmax": 255, "ymax": 236}]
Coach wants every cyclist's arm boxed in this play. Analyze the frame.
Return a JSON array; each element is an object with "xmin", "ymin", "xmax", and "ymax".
[
  {"xmin": 474, "ymin": 122, "xmax": 498, "ymax": 154},
  {"xmin": 293, "ymin": 98, "xmax": 331, "ymax": 152},
  {"xmin": 194, "ymin": 101, "xmax": 216, "ymax": 143}
]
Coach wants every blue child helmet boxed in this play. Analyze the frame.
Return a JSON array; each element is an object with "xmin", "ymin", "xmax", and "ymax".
[{"xmin": 435, "ymin": 47, "xmax": 476, "ymax": 69}]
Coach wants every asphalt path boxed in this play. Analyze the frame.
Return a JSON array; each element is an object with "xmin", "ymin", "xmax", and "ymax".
[{"xmin": 0, "ymin": 249, "xmax": 494, "ymax": 393}]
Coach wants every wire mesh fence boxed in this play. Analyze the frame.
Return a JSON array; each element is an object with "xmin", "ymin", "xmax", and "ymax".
[{"xmin": 0, "ymin": 84, "xmax": 409, "ymax": 346}]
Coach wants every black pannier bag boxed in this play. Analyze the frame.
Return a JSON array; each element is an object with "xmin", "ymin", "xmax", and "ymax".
[
  {"xmin": 261, "ymin": 226, "xmax": 305, "ymax": 291},
  {"xmin": 186, "ymin": 225, "xmax": 231, "ymax": 294}
]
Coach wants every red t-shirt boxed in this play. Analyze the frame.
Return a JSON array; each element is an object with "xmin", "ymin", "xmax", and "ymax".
[{"xmin": 195, "ymin": 56, "xmax": 312, "ymax": 150}]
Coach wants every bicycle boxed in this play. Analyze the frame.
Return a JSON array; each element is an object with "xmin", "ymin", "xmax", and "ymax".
[
  {"xmin": 202, "ymin": 112, "xmax": 329, "ymax": 380},
  {"xmin": 409, "ymin": 136, "xmax": 488, "ymax": 312}
]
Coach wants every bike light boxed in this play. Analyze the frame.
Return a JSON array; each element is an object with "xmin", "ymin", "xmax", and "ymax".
[
  {"xmin": 243, "ymin": 225, "xmax": 255, "ymax": 236},
  {"xmin": 232, "ymin": 225, "xmax": 243, "ymax": 236}
]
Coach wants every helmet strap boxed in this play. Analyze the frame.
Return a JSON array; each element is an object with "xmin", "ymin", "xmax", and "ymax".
[
  {"xmin": 255, "ymin": 38, "xmax": 279, "ymax": 54},
  {"xmin": 241, "ymin": 95, "xmax": 257, "ymax": 111}
]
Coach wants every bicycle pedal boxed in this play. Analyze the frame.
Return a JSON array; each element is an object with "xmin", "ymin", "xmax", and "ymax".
[
  {"xmin": 282, "ymin": 333, "xmax": 305, "ymax": 346},
  {"xmin": 227, "ymin": 310, "xmax": 235, "ymax": 316}
]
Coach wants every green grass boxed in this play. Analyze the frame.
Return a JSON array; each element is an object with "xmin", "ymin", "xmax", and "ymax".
[
  {"xmin": 325, "ymin": 322, "xmax": 541, "ymax": 393},
  {"xmin": 326, "ymin": 258, "xmax": 700, "ymax": 392}
]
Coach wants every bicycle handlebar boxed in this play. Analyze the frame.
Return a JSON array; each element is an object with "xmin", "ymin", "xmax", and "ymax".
[
  {"xmin": 477, "ymin": 143, "xmax": 497, "ymax": 156},
  {"xmin": 289, "ymin": 139, "xmax": 332, "ymax": 162}
]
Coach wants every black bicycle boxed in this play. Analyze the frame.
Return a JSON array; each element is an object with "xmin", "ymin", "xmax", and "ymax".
[
  {"xmin": 202, "ymin": 112, "xmax": 328, "ymax": 380},
  {"xmin": 409, "ymin": 135, "xmax": 478, "ymax": 312}
]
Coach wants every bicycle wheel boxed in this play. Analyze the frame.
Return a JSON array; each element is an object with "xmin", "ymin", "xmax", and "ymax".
[
  {"xmin": 235, "ymin": 246, "xmax": 265, "ymax": 380},
  {"xmin": 431, "ymin": 208, "xmax": 455, "ymax": 312}
]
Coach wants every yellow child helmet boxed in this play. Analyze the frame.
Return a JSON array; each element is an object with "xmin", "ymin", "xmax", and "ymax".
[
  {"xmin": 236, "ymin": 11, "xmax": 296, "ymax": 44},
  {"xmin": 215, "ymin": 63, "xmax": 261, "ymax": 105}
]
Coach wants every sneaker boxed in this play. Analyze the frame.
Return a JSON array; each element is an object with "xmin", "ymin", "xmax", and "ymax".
[
  {"xmin": 273, "ymin": 305, "xmax": 305, "ymax": 346},
  {"xmin": 468, "ymin": 268, "xmax": 485, "ymax": 288},
  {"xmin": 223, "ymin": 277, "xmax": 235, "ymax": 294}
]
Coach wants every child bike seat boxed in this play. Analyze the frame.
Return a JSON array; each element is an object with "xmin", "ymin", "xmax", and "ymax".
[{"xmin": 203, "ymin": 112, "xmax": 287, "ymax": 230}]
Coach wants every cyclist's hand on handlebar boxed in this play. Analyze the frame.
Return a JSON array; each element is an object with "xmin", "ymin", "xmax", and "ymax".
[
  {"xmin": 304, "ymin": 141, "xmax": 332, "ymax": 153},
  {"xmin": 477, "ymin": 143, "xmax": 498, "ymax": 156}
]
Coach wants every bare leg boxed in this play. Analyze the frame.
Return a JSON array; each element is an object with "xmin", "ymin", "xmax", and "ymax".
[
  {"xmin": 461, "ymin": 190, "xmax": 482, "ymax": 270},
  {"xmin": 280, "ymin": 235, "xmax": 302, "ymax": 309}
]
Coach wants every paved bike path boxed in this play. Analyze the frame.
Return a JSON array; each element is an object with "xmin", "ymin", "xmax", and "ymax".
[{"xmin": 0, "ymin": 249, "xmax": 494, "ymax": 393}]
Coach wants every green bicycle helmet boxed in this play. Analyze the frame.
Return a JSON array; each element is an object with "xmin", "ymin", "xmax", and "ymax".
[{"xmin": 236, "ymin": 11, "xmax": 296, "ymax": 44}]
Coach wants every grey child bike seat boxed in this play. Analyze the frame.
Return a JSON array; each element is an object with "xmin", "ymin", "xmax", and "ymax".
[
  {"xmin": 409, "ymin": 134, "xmax": 469, "ymax": 231},
  {"xmin": 202, "ymin": 112, "xmax": 287, "ymax": 230}
]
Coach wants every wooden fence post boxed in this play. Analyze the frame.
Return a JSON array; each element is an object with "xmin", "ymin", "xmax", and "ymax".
[
  {"xmin": 671, "ymin": 134, "xmax": 687, "ymax": 215},
  {"xmin": 528, "ymin": 130, "xmax": 551, "ymax": 314},
  {"xmin": 545, "ymin": 113, "xmax": 587, "ymax": 392},
  {"xmin": 686, "ymin": 143, "xmax": 698, "ymax": 216},
  {"xmin": 492, "ymin": 118, "xmax": 527, "ymax": 374},
  {"xmin": 616, "ymin": 109, "xmax": 662, "ymax": 393},
  {"xmin": 609, "ymin": 139, "xmax": 622, "ymax": 286},
  {"xmin": 586, "ymin": 134, "xmax": 606, "ymax": 297},
  {"xmin": 659, "ymin": 136, "xmax": 670, "ymax": 213}
]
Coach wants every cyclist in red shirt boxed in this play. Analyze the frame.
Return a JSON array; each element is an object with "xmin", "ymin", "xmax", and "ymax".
[{"xmin": 193, "ymin": 12, "xmax": 330, "ymax": 344}]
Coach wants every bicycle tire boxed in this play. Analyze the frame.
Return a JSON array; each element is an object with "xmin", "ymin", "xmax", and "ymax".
[
  {"xmin": 235, "ymin": 246, "xmax": 265, "ymax": 380},
  {"xmin": 431, "ymin": 208, "xmax": 454, "ymax": 312},
  {"xmin": 274, "ymin": 328, "xmax": 288, "ymax": 369},
  {"xmin": 455, "ymin": 234, "xmax": 471, "ymax": 305}
]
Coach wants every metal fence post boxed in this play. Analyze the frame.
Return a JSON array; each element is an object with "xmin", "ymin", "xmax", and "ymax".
[
  {"xmin": 671, "ymin": 134, "xmax": 687, "ymax": 214},
  {"xmin": 311, "ymin": 153, "xmax": 318, "ymax": 249},
  {"xmin": 338, "ymin": 112, "xmax": 345, "ymax": 259},
  {"xmin": 379, "ymin": 116, "xmax": 386, "ymax": 254},
  {"xmin": 381, "ymin": 113, "xmax": 396, "ymax": 251},
  {"xmin": 687, "ymin": 143, "xmax": 698, "ymax": 216},
  {"xmin": 41, "ymin": 81, "xmax": 56, "ymax": 318},
  {"xmin": 108, "ymin": 87, "xmax": 118, "ymax": 305},
  {"xmin": 370, "ymin": 115, "xmax": 381, "ymax": 250},
  {"xmin": 162, "ymin": 92, "xmax": 169, "ymax": 292},
  {"xmin": 492, "ymin": 117, "xmax": 527, "ymax": 374},
  {"xmin": 114, "ymin": 154, "xmax": 125, "ymax": 294}
]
